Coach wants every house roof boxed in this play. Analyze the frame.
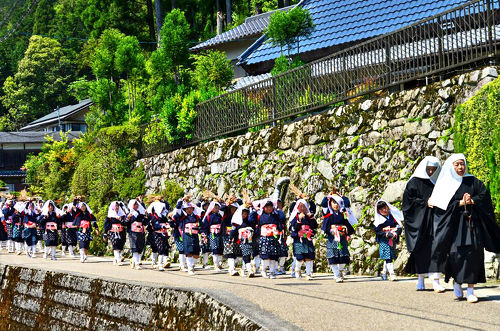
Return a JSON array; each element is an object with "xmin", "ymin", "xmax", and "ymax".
[
  {"xmin": 238, "ymin": 0, "xmax": 471, "ymax": 67},
  {"xmin": 20, "ymin": 99, "xmax": 93, "ymax": 131},
  {"xmin": 228, "ymin": 73, "xmax": 272, "ymax": 91},
  {"xmin": 0, "ymin": 170, "xmax": 26, "ymax": 177},
  {"xmin": 190, "ymin": 6, "xmax": 294, "ymax": 52},
  {"xmin": 0, "ymin": 131, "xmax": 81, "ymax": 144}
]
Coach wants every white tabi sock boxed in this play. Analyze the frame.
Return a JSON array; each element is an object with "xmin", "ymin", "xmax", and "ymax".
[
  {"xmin": 453, "ymin": 282, "xmax": 463, "ymax": 298},
  {"xmin": 246, "ymin": 262, "xmax": 253, "ymax": 274},
  {"xmin": 80, "ymin": 250, "xmax": 85, "ymax": 260},
  {"xmin": 228, "ymin": 258, "xmax": 235, "ymax": 272},
  {"xmin": 151, "ymin": 252, "xmax": 158, "ymax": 265},
  {"xmin": 305, "ymin": 261, "xmax": 313, "ymax": 275},
  {"xmin": 295, "ymin": 260, "xmax": 303, "ymax": 274},
  {"xmin": 133, "ymin": 252, "xmax": 141, "ymax": 264},
  {"xmin": 466, "ymin": 287, "xmax": 474, "ymax": 297},
  {"xmin": 51, "ymin": 246, "xmax": 56, "ymax": 258},
  {"xmin": 31, "ymin": 245, "xmax": 36, "ymax": 255},
  {"xmin": 330, "ymin": 264, "xmax": 340, "ymax": 277},
  {"xmin": 179, "ymin": 254, "xmax": 186, "ymax": 268},
  {"xmin": 382, "ymin": 261, "xmax": 387, "ymax": 276},
  {"xmin": 269, "ymin": 260, "xmax": 277, "ymax": 274},
  {"xmin": 61, "ymin": 245, "xmax": 67, "ymax": 253},
  {"xmin": 68, "ymin": 246, "xmax": 75, "ymax": 255},
  {"xmin": 203, "ymin": 252, "xmax": 209, "ymax": 265},
  {"xmin": 262, "ymin": 259, "xmax": 270, "ymax": 272}
]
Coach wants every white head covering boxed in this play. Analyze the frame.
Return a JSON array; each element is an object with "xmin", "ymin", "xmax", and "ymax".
[
  {"xmin": 202, "ymin": 201, "xmax": 223, "ymax": 221},
  {"xmin": 62, "ymin": 204, "xmax": 72, "ymax": 214},
  {"xmin": 232, "ymin": 204, "xmax": 250, "ymax": 226},
  {"xmin": 374, "ymin": 200, "xmax": 403, "ymax": 227},
  {"xmin": 24, "ymin": 201, "xmax": 36, "ymax": 215},
  {"xmin": 128, "ymin": 199, "xmax": 146, "ymax": 217},
  {"xmin": 107, "ymin": 201, "xmax": 127, "ymax": 219},
  {"xmin": 288, "ymin": 198, "xmax": 310, "ymax": 222},
  {"xmin": 147, "ymin": 200, "xmax": 167, "ymax": 217},
  {"xmin": 76, "ymin": 201, "xmax": 93, "ymax": 214},
  {"xmin": 251, "ymin": 198, "xmax": 277, "ymax": 213},
  {"xmin": 41, "ymin": 200, "xmax": 62, "ymax": 217},
  {"xmin": 14, "ymin": 201, "xmax": 26, "ymax": 213},
  {"xmin": 322, "ymin": 194, "xmax": 344, "ymax": 215},
  {"xmin": 428, "ymin": 153, "xmax": 472, "ymax": 210},
  {"xmin": 410, "ymin": 156, "xmax": 441, "ymax": 184}
]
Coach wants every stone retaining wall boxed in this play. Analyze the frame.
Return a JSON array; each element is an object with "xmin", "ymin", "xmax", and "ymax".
[
  {"xmin": 138, "ymin": 67, "xmax": 499, "ymax": 275},
  {"xmin": 0, "ymin": 264, "xmax": 261, "ymax": 330}
]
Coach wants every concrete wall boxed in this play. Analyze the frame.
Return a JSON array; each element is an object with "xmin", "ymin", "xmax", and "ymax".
[{"xmin": 0, "ymin": 264, "xmax": 261, "ymax": 330}]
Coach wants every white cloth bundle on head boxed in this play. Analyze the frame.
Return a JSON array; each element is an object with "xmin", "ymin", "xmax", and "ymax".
[
  {"xmin": 252, "ymin": 198, "xmax": 277, "ymax": 215},
  {"xmin": 182, "ymin": 201, "xmax": 203, "ymax": 216},
  {"xmin": 62, "ymin": 204, "xmax": 72, "ymax": 214},
  {"xmin": 410, "ymin": 156, "xmax": 441, "ymax": 184},
  {"xmin": 147, "ymin": 201, "xmax": 167, "ymax": 217},
  {"xmin": 14, "ymin": 201, "xmax": 26, "ymax": 213},
  {"xmin": 202, "ymin": 201, "xmax": 223, "ymax": 222},
  {"xmin": 41, "ymin": 200, "xmax": 62, "ymax": 216},
  {"xmin": 374, "ymin": 200, "xmax": 403, "ymax": 227},
  {"xmin": 76, "ymin": 201, "xmax": 92, "ymax": 214},
  {"xmin": 231, "ymin": 205, "xmax": 250, "ymax": 226},
  {"xmin": 128, "ymin": 199, "xmax": 146, "ymax": 217},
  {"xmin": 428, "ymin": 153, "xmax": 472, "ymax": 210},
  {"xmin": 107, "ymin": 201, "xmax": 127, "ymax": 219},
  {"xmin": 288, "ymin": 198, "xmax": 310, "ymax": 222},
  {"xmin": 24, "ymin": 201, "xmax": 35, "ymax": 215}
]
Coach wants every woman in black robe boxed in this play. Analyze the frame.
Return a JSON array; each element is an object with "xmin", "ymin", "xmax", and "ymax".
[
  {"xmin": 428, "ymin": 154, "xmax": 500, "ymax": 303},
  {"xmin": 402, "ymin": 156, "xmax": 443, "ymax": 291}
]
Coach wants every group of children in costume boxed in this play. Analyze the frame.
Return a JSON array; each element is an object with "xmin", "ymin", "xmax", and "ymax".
[{"xmin": 1, "ymin": 153, "xmax": 498, "ymax": 302}]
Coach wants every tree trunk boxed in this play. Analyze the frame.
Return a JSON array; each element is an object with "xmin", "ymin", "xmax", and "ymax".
[
  {"xmin": 154, "ymin": 0, "xmax": 163, "ymax": 47},
  {"xmin": 284, "ymin": 0, "xmax": 290, "ymax": 6},
  {"xmin": 171, "ymin": 0, "xmax": 176, "ymax": 9},
  {"xmin": 146, "ymin": 0, "xmax": 156, "ymax": 49},
  {"xmin": 226, "ymin": 0, "xmax": 232, "ymax": 24},
  {"xmin": 278, "ymin": 0, "xmax": 284, "ymax": 8},
  {"xmin": 216, "ymin": 0, "xmax": 223, "ymax": 35}
]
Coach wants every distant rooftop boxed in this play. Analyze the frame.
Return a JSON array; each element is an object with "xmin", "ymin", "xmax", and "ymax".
[
  {"xmin": 190, "ymin": 6, "xmax": 294, "ymax": 52},
  {"xmin": 0, "ymin": 131, "xmax": 81, "ymax": 144},
  {"xmin": 20, "ymin": 99, "xmax": 92, "ymax": 131},
  {"xmin": 238, "ymin": 0, "xmax": 471, "ymax": 70}
]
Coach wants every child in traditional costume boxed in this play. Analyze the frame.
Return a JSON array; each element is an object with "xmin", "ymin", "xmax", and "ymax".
[
  {"xmin": 174, "ymin": 198, "xmax": 202, "ymax": 275},
  {"xmin": 12, "ymin": 201, "xmax": 25, "ymax": 255},
  {"xmin": 321, "ymin": 195, "xmax": 355, "ymax": 282},
  {"xmin": 39, "ymin": 200, "xmax": 62, "ymax": 261},
  {"xmin": 231, "ymin": 203, "xmax": 256, "ymax": 277},
  {"xmin": 22, "ymin": 201, "xmax": 38, "ymax": 258},
  {"xmin": 127, "ymin": 199, "xmax": 147, "ymax": 270},
  {"xmin": 202, "ymin": 201, "xmax": 225, "ymax": 271},
  {"xmin": 72, "ymin": 200, "xmax": 99, "ymax": 263},
  {"xmin": 104, "ymin": 201, "xmax": 128, "ymax": 266},
  {"xmin": 2, "ymin": 199, "xmax": 15, "ymax": 252},
  {"xmin": 222, "ymin": 197, "xmax": 243, "ymax": 276},
  {"xmin": 61, "ymin": 204, "xmax": 78, "ymax": 258},
  {"xmin": 289, "ymin": 199, "xmax": 317, "ymax": 280},
  {"xmin": 373, "ymin": 200, "xmax": 403, "ymax": 281},
  {"xmin": 148, "ymin": 200, "xmax": 170, "ymax": 271}
]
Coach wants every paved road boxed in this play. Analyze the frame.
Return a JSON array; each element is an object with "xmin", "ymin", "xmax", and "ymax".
[{"xmin": 1, "ymin": 251, "xmax": 499, "ymax": 330}]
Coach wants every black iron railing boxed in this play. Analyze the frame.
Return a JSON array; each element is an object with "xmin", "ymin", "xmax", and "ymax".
[{"xmin": 141, "ymin": 0, "xmax": 500, "ymax": 157}]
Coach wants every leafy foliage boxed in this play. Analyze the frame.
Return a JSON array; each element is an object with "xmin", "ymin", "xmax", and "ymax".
[
  {"xmin": 192, "ymin": 50, "xmax": 233, "ymax": 91},
  {"xmin": 454, "ymin": 77, "xmax": 500, "ymax": 219}
]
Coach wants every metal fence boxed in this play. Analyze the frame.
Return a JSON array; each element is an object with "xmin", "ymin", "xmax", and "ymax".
[{"xmin": 142, "ymin": 0, "xmax": 500, "ymax": 157}]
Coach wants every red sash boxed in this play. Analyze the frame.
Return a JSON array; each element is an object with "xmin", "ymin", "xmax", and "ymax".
[
  {"xmin": 298, "ymin": 224, "xmax": 313, "ymax": 241},
  {"xmin": 238, "ymin": 227, "xmax": 253, "ymax": 241},
  {"xmin": 131, "ymin": 222, "xmax": 144, "ymax": 233},
  {"xmin": 184, "ymin": 222, "xmax": 199, "ymax": 235},
  {"xmin": 261, "ymin": 224, "xmax": 278, "ymax": 237},
  {"xmin": 80, "ymin": 220, "xmax": 90, "ymax": 233}
]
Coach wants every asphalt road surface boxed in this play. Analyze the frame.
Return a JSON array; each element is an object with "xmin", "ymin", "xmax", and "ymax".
[{"xmin": 1, "ymin": 251, "xmax": 499, "ymax": 330}]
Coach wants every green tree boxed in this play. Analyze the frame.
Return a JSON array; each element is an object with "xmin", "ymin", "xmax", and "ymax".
[
  {"xmin": 1, "ymin": 35, "xmax": 74, "ymax": 131},
  {"xmin": 192, "ymin": 50, "xmax": 233, "ymax": 91},
  {"xmin": 266, "ymin": 6, "xmax": 314, "ymax": 57}
]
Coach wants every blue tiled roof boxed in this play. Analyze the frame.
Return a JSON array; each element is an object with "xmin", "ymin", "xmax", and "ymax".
[
  {"xmin": 238, "ymin": 0, "xmax": 471, "ymax": 66},
  {"xmin": 20, "ymin": 99, "xmax": 92, "ymax": 130},
  {"xmin": 0, "ymin": 170, "xmax": 26, "ymax": 177},
  {"xmin": 191, "ymin": 6, "xmax": 294, "ymax": 52}
]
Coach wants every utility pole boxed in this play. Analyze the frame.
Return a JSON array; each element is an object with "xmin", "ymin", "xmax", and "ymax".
[{"xmin": 57, "ymin": 106, "xmax": 62, "ymax": 132}]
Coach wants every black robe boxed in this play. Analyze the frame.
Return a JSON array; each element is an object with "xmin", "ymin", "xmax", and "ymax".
[
  {"xmin": 402, "ymin": 177, "xmax": 435, "ymax": 274},
  {"xmin": 433, "ymin": 176, "xmax": 500, "ymax": 284}
]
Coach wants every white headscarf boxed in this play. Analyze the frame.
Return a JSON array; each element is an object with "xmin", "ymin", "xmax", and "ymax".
[
  {"xmin": 14, "ymin": 201, "xmax": 26, "ymax": 213},
  {"xmin": 147, "ymin": 200, "xmax": 167, "ymax": 217},
  {"xmin": 374, "ymin": 200, "xmax": 403, "ymax": 227},
  {"xmin": 323, "ymin": 194, "xmax": 345, "ymax": 215},
  {"xmin": 202, "ymin": 201, "xmax": 223, "ymax": 222},
  {"xmin": 62, "ymin": 204, "xmax": 72, "ymax": 214},
  {"xmin": 76, "ymin": 201, "xmax": 93, "ymax": 214},
  {"xmin": 107, "ymin": 201, "xmax": 127, "ymax": 219},
  {"xmin": 128, "ymin": 199, "xmax": 146, "ymax": 217},
  {"xmin": 428, "ymin": 153, "xmax": 472, "ymax": 210},
  {"xmin": 251, "ymin": 198, "xmax": 277, "ymax": 215},
  {"xmin": 410, "ymin": 156, "xmax": 441, "ymax": 184},
  {"xmin": 41, "ymin": 200, "xmax": 62, "ymax": 217},
  {"xmin": 24, "ymin": 201, "xmax": 36, "ymax": 216},
  {"xmin": 231, "ymin": 205, "xmax": 250, "ymax": 226},
  {"xmin": 288, "ymin": 198, "xmax": 310, "ymax": 222}
]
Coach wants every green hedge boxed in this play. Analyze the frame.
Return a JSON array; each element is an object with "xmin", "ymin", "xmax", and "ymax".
[{"xmin": 454, "ymin": 76, "xmax": 499, "ymax": 220}]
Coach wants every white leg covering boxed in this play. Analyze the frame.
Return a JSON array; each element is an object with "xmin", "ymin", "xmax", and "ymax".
[
  {"xmin": 454, "ymin": 281, "xmax": 463, "ymax": 297},
  {"xmin": 269, "ymin": 260, "xmax": 277, "ymax": 274},
  {"xmin": 279, "ymin": 257, "xmax": 286, "ymax": 269},
  {"xmin": 429, "ymin": 272, "xmax": 441, "ymax": 280},
  {"xmin": 295, "ymin": 260, "xmax": 303, "ymax": 274},
  {"xmin": 382, "ymin": 261, "xmax": 388, "ymax": 276},
  {"xmin": 246, "ymin": 262, "xmax": 253, "ymax": 274},
  {"xmin": 330, "ymin": 264, "xmax": 340, "ymax": 278},
  {"xmin": 417, "ymin": 274, "xmax": 425, "ymax": 290},
  {"xmin": 179, "ymin": 254, "xmax": 186, "ymax": 268},
  {"xmin": 203, "ymin": 252, "xmax": 209, "ymax": 266},
  {"xmin": 262, "ymin": 259, "xmax": 269, "ymax": 272},
  {"xmin": 386, "ymin": 263, "xmax": 395, "ymax": 276},
  {"xmin": 151, "ymin": 252, "xmax": 158, "ymax": 265},
  {"xmin": 68, "ymin": 246, "xmax": 75, "ymax": 256},
  {"xmin": 291, "ymin": 258, "xmax": 296, "ymax": 272},
  {"xmin": 51, "ymin": 246, "xmax": 56, "ymax": 259},
  {"xmin": 466, "ymin": 286, "xmax": 474, "ymax": 297},
  {"xmin": 228, "ymin": 258, "xmax": 235, "ymax": 272},
  {"xmin": 31, "ymin": 245, "xmax": 36, "ymax": 255},
  {"xmin": 254, "ymin": 256, "xmax": 261, "ymax": 271},
  {"xmin": 305, "ymin": 261, "xmax": 313, "ymax": 275},
  {"xmin": 113, "ymin": 250, "xmax": 120, "ymax": 262},
  {"xmin": 80, "ymin": 249, "xmax": 85, "ymax": 261}
]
